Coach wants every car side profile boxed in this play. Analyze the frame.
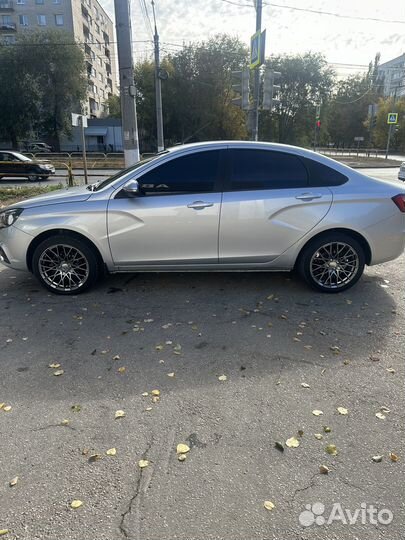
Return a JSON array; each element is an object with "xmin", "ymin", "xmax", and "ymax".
[
  {"xmin": 0, "ymin": 150, "xmax": 55, "ymax": 182},
  {"xmin": 399, "ymin": 162, "xmax": 405, "ymax": 181},
  {"xmin": 0, "ymin": 141, "xmax": 404, "ymax": 294}
]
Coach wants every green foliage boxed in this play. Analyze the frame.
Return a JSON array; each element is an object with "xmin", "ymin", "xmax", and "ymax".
[
  {"xmin": 135, "ymin": 35, "xmax": 249, "ymax": 150},
  {"xmin": 261, "ymin": 53, "xmax": 335, "ymax": 145},
  {"xmin": 373, "ymin": 97, "xmax": 405, "ymax": 151},
  {"xmin": 105, "ymin": 94, "xmax": 121, "ymax": 118},
  {"xmin": 0, "ymin": 31, "xmax": 87, "ymax": 150}
]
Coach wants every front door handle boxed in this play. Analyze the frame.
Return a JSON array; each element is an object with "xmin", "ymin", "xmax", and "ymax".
[
  {"xmin": 187, "ymin": 201, "xmax": 214, "ymax": 210},
  {"xmin": 295, "ymin": 193, "xmax": 323, "ymax": 201}
]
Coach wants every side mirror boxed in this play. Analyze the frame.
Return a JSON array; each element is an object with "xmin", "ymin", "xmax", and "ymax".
[{"xmin": 122, "ymin": 179, "xmax": 140, "ymax": 197}]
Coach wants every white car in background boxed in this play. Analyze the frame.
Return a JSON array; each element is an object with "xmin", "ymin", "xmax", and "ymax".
[{"xmin": 399, "ymin": 162, "xmax": 405, "ymax": 181}]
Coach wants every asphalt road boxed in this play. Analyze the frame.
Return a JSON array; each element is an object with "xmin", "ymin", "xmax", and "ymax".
[
  {"xmin": 0, "ymin": 165, "xmax": 403, "ymax": 188},
  {"xmin": 0, "ymin": 255, "xmax": 404, "ymax": 539}
]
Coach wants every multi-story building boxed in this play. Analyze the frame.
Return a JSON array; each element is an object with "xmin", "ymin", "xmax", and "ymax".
[
  {"xmin": 0, "ymin": 0, "xmax": 117, "ymax": 117},
  {"xmin": 378, "ymin": 53, "xmax": 405, "ymax": 98}
]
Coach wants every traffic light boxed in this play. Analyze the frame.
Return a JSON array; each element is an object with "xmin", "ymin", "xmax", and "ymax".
[
  {"xmin": 262, "ymin": 69, "xmax": 281, "ymax": 111},
  {"xmin": 231, "ymin": 69, "xmax": 250, "ymax": 110},
  {"xmin": 316, "ymin": 120, "xmax": 321, "ymax": 129},
  {"xmin": 371, "ymin": 116, "xmax": 377, "ymax": 129}
]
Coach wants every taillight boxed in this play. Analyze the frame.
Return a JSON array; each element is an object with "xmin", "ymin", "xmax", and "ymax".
[{"xmin": 392, "ymin": 194, "xmax": 405, "ymax": 212}]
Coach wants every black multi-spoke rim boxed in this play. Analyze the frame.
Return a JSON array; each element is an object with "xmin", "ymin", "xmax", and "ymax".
[
  {"xmin": 310, "ymin": 242, "xmax": 359, "ymax": 289},
  {"xmin": 38, "ymin": 244, "xmax": 89, "ymax": 291}
]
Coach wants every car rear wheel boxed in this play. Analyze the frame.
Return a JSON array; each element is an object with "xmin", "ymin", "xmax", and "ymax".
[
  {"xmin": 32, "ymin": 235, "xmax": 101, "ymax": 294},
  {"xmin": 298, "ymin": 233, "xmax": 365, "ymax": 293},
  {"xmin": 27, "ymin": 175, "xmax": 38, "ymax": 182}
]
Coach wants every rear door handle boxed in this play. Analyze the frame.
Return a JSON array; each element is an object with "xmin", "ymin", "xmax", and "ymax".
[
  {"xmin": 187, "ymin": 201, "xmax": 214, "ymax": 210},
  {"xmin": 295, "ymin": 193, "xmax": 323, "ymax": 201}
]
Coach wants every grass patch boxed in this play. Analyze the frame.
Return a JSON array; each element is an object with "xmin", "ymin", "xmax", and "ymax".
[{"xmin": 0, "ymin": 184, "xmax": 63, "ymax": 207}]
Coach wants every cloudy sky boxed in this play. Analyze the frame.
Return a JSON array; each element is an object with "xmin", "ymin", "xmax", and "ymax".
[{"xmin": 104, "ymin": 0, "xmax": 405, "ymax": 75}]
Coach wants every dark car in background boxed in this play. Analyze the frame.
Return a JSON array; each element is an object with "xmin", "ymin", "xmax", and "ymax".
[{"xmin": 0, "ymin": 150, "xmax": 55, "ymax": 182}]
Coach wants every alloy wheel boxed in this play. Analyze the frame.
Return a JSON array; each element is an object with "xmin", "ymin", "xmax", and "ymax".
[
  {"xmin": 309, "ymin": 241, "xmax": 359, "ymax": 289},
  {"xmin": 38, "ymin": 244, "xmax": 89, "ymax": 292}
]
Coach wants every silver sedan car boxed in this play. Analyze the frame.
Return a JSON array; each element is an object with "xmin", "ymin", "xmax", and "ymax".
[{"xmin": 1, "ymin": 141, "xmax": 404, "ymax": 295}]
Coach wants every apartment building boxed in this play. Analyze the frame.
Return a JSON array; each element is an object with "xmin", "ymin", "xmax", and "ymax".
[
  {"xmin": 0, "ymin": 0, "xmax": 117, "ymax": 117},
  {"xmin": 378, "ymin": 53, "xmax": 405, "ymax": 98}
]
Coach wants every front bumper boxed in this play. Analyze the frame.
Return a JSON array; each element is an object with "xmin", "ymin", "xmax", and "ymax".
[{"xmin": 0, "ymin": 225, "xmax": 33, "ymax": 271}]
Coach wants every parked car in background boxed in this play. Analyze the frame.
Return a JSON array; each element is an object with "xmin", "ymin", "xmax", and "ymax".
[
  {"xmin": 0, "ymin": 141, "xmax": 404, "ymax": 295},
  {"xmin": 399, "ymin": 162, "xmax": 405, "ymax": 181},
  {"xmin": 26, "ymin": 142, "xmax": 53, "ymax": 153},
  {"xmin": 0, "ymin": 150, "xmax": 55, "ymax": 182}
]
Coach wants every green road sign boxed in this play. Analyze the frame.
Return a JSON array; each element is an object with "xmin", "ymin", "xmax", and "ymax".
[{"xmin": 387, "ymin": 113, "xmax": 398, "ymax": 124}]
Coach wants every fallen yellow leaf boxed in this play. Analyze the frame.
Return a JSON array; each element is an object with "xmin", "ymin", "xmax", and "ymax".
[
  {"xmin": 314, "ymin": 434, "xmax": 323, "ymax": 440},
  {"xmin": 115, "ymin": 410, "xmax": 126, "ymax": 419},
  {"xmin": 218, "ymin": 375, "xmax": 227, "ymax": 381},
  {"xmin": 167, "ymin": 372, "xmax": 175, "ymax": 378},
  {"xmin": 176, "ymin": 443, "xmax": 190, "ymax": 454},
  {"xmin": 312, "ymin": 410, "xmax": 323, "ymax": 416},
  {"xmin": 9, "ymin": 476, "xmax": 18, "ymax": 487},
  {"xmin": 0, "ymin": 531, "xmax": 10, "ymax": 536},
  {"xmin": 53, "ymin": 369, "xmax": 64, "ymax": 376},
  {"xmin": 389, "ymin": 452, "xmax": 399, "ymax": 462},
  {"xmin": 286, "ymin": 437, "xmax": 300, "ymax": 448},
  {"xmin": 375, "ymin": 412, "xmax": 386, "ymax": 420},
  {"xmin": 178, "ymin": 454, "xmax": 187, "ymax": 462},
  {"xmin": 141, "ymin": 392, "xmax": 149, "ymax": 397},
  {"xmin": 264, "ymin": 500, "xmax": 275, "ymax": 511},
  {"xmin": 106, "ymin": 448, "xmax": 117, "ymax": 456},
  {"xmin": 70, "ymin": 500, "xmax": 83, "ymax": 509},
  {"xmin": 325, "ymin": 444, "xmax": 338, "ymax": 456},
  {"xmin": 337, "ymin": 407, "xmax": 348, "ymax": 415},
  {"xmin": 138, "ymin": 459, "xmax": 149, "ymax": 468},
  {"xmin": 117, "ymin": 367, "xmax": 126, "ymax": 373},
  {"xmin": 301, "ymin": 383, "xmax": 310, "ymax": 388},
  {"xmin": 48, "ymin": 363, "xmax": 61, "ymax": 368},
  {"xmin": 151, "ymin": 389, "xmax": 160, "ymax": 396},
  {"xmin": 319, "ymin": 465, "xmax": 330, "ymax": 474}
]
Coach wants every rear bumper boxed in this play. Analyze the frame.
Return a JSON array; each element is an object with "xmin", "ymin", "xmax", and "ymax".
[{"xmin": 365, "ymin": 212, "xmax": 405, "ymax": 265}]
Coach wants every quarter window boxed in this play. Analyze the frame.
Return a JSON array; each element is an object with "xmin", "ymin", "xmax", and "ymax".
[
  {"xmin": 138, "ymin": 151, "xmax": 221, "ymax": 195},
  {"xmin": 303, "ymin": 158, "xmax": 348, "ymax": 186},
  {"xmin": 230, "ymin": 149, "xmax": 308, "ymax": 190}
]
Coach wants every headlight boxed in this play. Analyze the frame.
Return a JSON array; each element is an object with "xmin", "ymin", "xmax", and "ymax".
[
  {"xmin": 40, "ymin": 164, "xmax": 53, "ymax": 170},
  {"xmin": 0, "ymin": 208, "xmax": 23, "ymax": 229}
]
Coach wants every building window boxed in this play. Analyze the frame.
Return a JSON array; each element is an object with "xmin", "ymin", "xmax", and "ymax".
[
  {"xmin": 53, "ymin": 0, "xmax": 62, "ymax": 3},
  {"xmin": 99, "ymin": 73, "xmax": 103, "ymax": 83},
  {"xmin": 100, "ymin": 88, "xmax": 105, "ymax": 98},
  {"xmin": 37, "ymin": 14, "xmax": 46, "ymax": 25},
  {"xmin": 98, "ymin": 57, "xmax": 103, "ymax": 67},
  {"xmin": 91, "ymin": 67, "xmax": 96, "ymax": 77},
  {"xmin": 2, "ymin": 15, "xmax": 13, "ymax": 24},
  {"xmin": 94, "ymin": 85, "xmax": 98, "ymax": 95},
  {"xmin": 2, "ymin": 34, "xmax": 16, "ymax": 44},
  {"xmin": 19, "ymin": 14, "xmax": 29, "ymax": 26},
  {"xmin": 55, "ymin": 14, "xmax": 64, "ymax": 26},
  {"xmin": 95, "ymin": 23, "xmax": 99, "ymax": 34},
  {"xmin": 35, "ymin": 0, "xmax": 44, "ymax": 4},
  {"xmin": 96, "ymin": 40, "xmax": 101, "ymax": 50},
  {"xmin": 94, "ymin": 7, "xmax": 99, "ymax": 19},
  {"xmin": 16, "ymin": 0, "xmax": 25, "ymax": 4}
]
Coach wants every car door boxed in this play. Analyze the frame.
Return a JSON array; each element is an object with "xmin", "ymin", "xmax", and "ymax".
[
  {"xmin": 107, "ymin": 149, "xmax": 224, "ymax": 267},
  {"xmin": 0, "ymin": 152, "xmax": 18, "ymax": 176},
  {"xmin": 219, "ymin": 148, "xmax": 333, "ymax": 264}
]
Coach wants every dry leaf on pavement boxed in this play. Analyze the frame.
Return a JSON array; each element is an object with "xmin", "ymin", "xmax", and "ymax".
[
  {"xmin": 312, "ymin": 410, "xmax": 323, "ymax": 416},
  {"xmin": 389, "ymin": 452, "xmax": 399, "ymax": 462},
  {"xmin": 375, "ymin": 412, "xmax": 386, "ymax": 420},
  {"xmin": 176, "ymin": 443, "xmax": 190, "ymax": 454},
  {"xmin": 53, "ymin": 369, "xmax": 64, "ymax": 376},
  {"xmin": 138, "ymin": 459, "xmax": 149, "ymax": 468},
  {"xmin": 9, "ymin": 477, "xmax": 18, "ymax": 487},
  {"xmin": 106, "ymin": 448, "xmax": 117, "ymax": 456},
  {"xmin": 70, "ymin": 500, "xmax": 83, "ymax": 509},
  {"xmin": 325, "ymin": 444, "xmax": 338, "ymax": 456},
  {"xmin": 286, "ymin": 437, "xmax": 300, "ymax": 448},
  {"xmin": 218, "ymin": 375, "xmax": 227, "ymax": 381},
  {"xmin": 319, "ymin": 465, "xmax": 330, "ymax": 474},
  {"xmin": 264, "ymin": 500, "xmax": 275, "ymax": 511},
  {"xmin": 337, "ymin": 407, "xmax": 348, "ymax": 415},
  {"xmin": 115, "ymin": 410, "xmax": 126, "ymax": 419}
]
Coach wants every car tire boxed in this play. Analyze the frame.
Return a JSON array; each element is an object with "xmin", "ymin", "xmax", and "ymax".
[
  {"xmin": 298, "ymin": 232, "xmax": 365, "ymax": 293},
  {"xmin": 27, "ymin": 175, "xmax": 38, "ymax": 182},
  {"xmin": 32, "ymin": 235, "xmax": 101, "ymax": 295}
]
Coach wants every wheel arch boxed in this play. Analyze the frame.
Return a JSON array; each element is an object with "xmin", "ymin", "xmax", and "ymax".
[
  {"xmin": 295, "ymin": 228, "xmax": 372, "ymax": 267},
  {"xmin": 26, "ymin": 229, "xmax": 105, "ymax": 273}
]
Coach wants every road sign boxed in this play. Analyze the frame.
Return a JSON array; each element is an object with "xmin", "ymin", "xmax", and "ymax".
[
  {"xmin": 71, "ymin": 113, "xmax": 87, "ymax": 127},
  {"xmin": 387, "ymin": 113, "xmax": 398, "ymax": 124},
  {"xmin": 354, "ymin": 136, "xmax": 364, "ymax": 141},
  {"xmin": 250, "ymin": 30, "xmax": 261, "ymax": 69}
]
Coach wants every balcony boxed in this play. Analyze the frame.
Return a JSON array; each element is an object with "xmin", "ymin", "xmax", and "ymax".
[
  {"xmin": 0, "ymin": 21, "xmax": 16, "ymax": 31},
  {"xmin": 0, "ymin": 1, "xmax": 14, "ymax": 11}
]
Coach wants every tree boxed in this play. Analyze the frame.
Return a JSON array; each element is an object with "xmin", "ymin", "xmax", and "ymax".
[
  {"xmin": 373, "ymin": 97, "xmax": 405, "ymax": 151},
  {"xmin": 261, "ymin": 53, "xmax": 335, "ymax": 146},
  {"xmin": 134, "ymin": 35, "xmax": 249, "ymax": 151},
  {"xmin": 0, "ymin": 45, "xmax": 41, "ymax": 148},
  {"xmin": 0, "ymin": 31, "xmax": 87, "ymax": 150},
  {"xmin": 105, "ymin": 94, "xmax": 121, "ymax": 118}
]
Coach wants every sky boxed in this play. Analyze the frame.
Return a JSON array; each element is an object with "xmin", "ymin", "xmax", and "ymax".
[{"xmin": 103, "ymin": 0, "xmax": 405, "ymax": 76}]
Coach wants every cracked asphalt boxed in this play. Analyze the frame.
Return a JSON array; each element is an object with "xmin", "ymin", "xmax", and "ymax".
[{"xmin": 0, "ymin": 258, "xmax": 404, "ymax": 540}]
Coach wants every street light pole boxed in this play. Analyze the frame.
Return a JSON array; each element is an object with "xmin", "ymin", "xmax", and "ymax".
[
  {"xmin": 251, "ymin": 0, "xmax": 262, "ymax": 142},
  {"xmin": 152, "ymin": 0, "xmax": 164, "ymax": 152},
  {"xmin": 385, "ymin": 87, "xmax": 397, "ymax": 160}
]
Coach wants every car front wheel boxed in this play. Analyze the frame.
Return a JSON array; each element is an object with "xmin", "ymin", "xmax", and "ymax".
[
  {"xmin": 27, "ymin": 175, "xmax": 38, "ymax": 182},
  {"xmin": 32, "ymin": 235, "xmax": 101, "ymax": 294},
  {"xmin": 298, "ymin": 233, "xmax": 365, "ymax": 293}
]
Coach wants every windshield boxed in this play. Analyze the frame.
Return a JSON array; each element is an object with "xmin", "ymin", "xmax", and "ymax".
[
  {"xmin": 92, "ymin": 153, "xmax": 167, "ymax": 191},
  {"xmin": 12, "ymin": 152, "xmax": 32, "ymax": 162}
]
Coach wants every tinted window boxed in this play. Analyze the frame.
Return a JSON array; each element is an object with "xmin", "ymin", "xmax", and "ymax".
[
  {"xmin": 138, "ymin": 150, "xmax": 220, "ymax": 195},
  {"xmin": 230, "ymin": 150, "xmax": 308, "ymax": 190},
  {"xmin": 303, "ymin": 158, "xmax": 348, "ymax": 187}
]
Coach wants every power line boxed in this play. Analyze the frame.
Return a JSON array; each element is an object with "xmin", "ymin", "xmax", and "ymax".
[{"xmin": 217, "ymin": 0, "xmax": 405, "ymax": 24}]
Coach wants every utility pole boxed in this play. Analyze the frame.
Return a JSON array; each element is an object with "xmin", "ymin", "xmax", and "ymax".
[
  {"xmin": 385, "ymin": 87, "xmax": 397, "ymax": 159},
  {"xmin": 79, "ymin": 115, "xmax": 88, "ymax": 185},
  {"xmin": 313, "ymin": 102, "xmax": 321, "ymax": 151},
  {"xmin": 152, "ymin": 0, "xmax": 164, "ymax": 152},
  {"xmin": 251, "ymin": 0, "xmax": 262, "ymax": 142},
  {"xmin": 114, "ymin": 0, "xmax": 140, "ymax": 166}
]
